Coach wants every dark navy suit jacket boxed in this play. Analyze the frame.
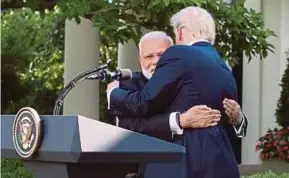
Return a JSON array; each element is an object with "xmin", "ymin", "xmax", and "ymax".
[
  {"xmin": 116, "ymin": 72, "xmax": 172, "ymax": 141},
  {"xmin": 109, "ymin": 41, "xmax": 241, "ymax": 178},
  {"xmin": 110, "ymin": 42, "xmax": 237, "ymax": 118},
  {"xmin": 116, "ymin": 72, "xmax": 248, "ymax": 153}
]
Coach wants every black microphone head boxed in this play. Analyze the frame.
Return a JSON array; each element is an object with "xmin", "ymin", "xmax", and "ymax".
[{"xmin": 118, "ymin": 68, "xmax": 132, "ymax": 80}]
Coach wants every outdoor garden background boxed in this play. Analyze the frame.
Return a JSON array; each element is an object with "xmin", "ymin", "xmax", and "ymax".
[{"xmin": 1, "ymin": 0, "xmax": 288, "ymax": 177}]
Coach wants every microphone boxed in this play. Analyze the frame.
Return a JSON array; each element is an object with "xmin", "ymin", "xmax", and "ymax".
[
  {"xmin": 111, "ymin": 68, "xmax": 132, "ymax": 80},
  {"xmin": 86, "ymin": 68, "xmax": 132, "ymax": 81}
]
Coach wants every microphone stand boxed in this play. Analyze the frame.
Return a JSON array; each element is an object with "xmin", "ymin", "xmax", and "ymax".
[{"xmin": 52, "ymin": 60, "xmax": 111, "ymax": 115}]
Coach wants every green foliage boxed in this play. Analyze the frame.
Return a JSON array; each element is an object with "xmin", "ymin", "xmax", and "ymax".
[
  {"xmin": 1, "ymin": 7, "xmax": 64, "ymax": 114},
  {"xmin": 1, "ymin": 7, "xmax": 65, "ymax": 92},
  {"xmin": 1, "ymin": 0, "xmax": 56, "ymax": 12},
  {"xmin": 1, "ymin": 160, "xmax": 289, "ymax": 178},
  {"xmin": 3, "ymin": 0, "xmax": 275, "ymax": 66},
  {"xmin": 0, "ymin": 1, "xmax": 278, "ymax": 177},
  {"xmin": 55, "ymin": 0, "xmax": 276, "ymax": 66},
  {"xmin": 1, "ymin": 159, "xmax": 32, "ymax": 178},
  {"xmin": 276, "ymin": 50, "xmax": 289, "ymax": 127},
  {"xmin": 1, "ymin": 7, "xmax": 118, "ymax": 120},
  {"xmin": 241, "ymin": 170, "xmax": 289, "ymax": 178}
]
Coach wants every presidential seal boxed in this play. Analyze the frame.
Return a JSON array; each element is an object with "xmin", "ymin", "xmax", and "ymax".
[{"xmin": 12, "ymin": 107, "xmax": 42, "ymax": 158}]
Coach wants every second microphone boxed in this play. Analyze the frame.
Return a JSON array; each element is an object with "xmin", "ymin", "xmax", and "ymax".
[{"xmin": 86, "ymin": 68, "xmax": 132, "ymax": 81}]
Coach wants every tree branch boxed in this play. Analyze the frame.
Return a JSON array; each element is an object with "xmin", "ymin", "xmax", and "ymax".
[
  {"xmin": 1, "ymin": 0, "xmax": 25, "ymax": 10},
  {"xmin": 1, "ymin": 0, "xmax": 57, "ymax": 11}
]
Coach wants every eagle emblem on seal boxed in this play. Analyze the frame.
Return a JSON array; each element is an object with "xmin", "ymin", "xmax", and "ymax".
[{"xmin": 19, "ymin": 117, "xmax": 35, "ymax": 150}]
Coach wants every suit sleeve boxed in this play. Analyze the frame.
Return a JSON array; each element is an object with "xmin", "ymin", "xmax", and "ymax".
[
  {"xmin": 109, "ymin": 47, "xmax": 185, "ymax": 117},
  {"xmin": 232, "ymin": 113, "xmax": 248, "ymax": 138},
  {"xmin": 118, "ymin": 113, "xmax": 172, "ymax": 141}
]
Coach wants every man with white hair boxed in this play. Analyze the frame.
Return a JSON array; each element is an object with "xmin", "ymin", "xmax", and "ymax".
[
  {"xmin": 115, "ymin": 31, "xmax": 222, "ymax": 141},
  {"xmin": 115, "ymin": 31, "xmax": 246, "ymax": 142},
  {"xmin": 108, "ymin": 6, "xmax": 242, "ymax": 178}
]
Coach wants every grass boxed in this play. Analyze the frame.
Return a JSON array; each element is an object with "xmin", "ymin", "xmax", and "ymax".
[{"xmin": 241, "ymin": 170, "xmax": 289, "ymax": 178}]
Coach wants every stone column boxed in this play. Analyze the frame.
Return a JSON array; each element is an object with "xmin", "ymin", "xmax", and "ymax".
[
  {"xmin": 261, "ymin": 0, "xmax": 288, "ymax": 134},
  {"xmin": 242, "ymin": 0, "xmax": 263, "ymax": 165},
  {"xmin": 117, "ymin": 39, "xmax": 140, "ymax": 71},
  {"xmin": 63, "ymin": 17, "xmax": 100, "ymax": 120},
  {"xmin": 280, "ymin": 0, "xmax": 289, "ymax": 78}
]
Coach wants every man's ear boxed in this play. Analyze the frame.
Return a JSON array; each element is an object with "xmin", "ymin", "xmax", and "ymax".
[{"xmin": 177, "ymin": 28, "xmax": 183, "ymax": 42}]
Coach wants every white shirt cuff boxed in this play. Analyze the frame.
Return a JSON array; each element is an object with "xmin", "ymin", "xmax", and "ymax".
[
  {"xmin": 106, "ymin": 87, "xmax": 117, "ymax": 109},
  {"xmin": 169, "ymin": 112, "xmax": 183, "ymax": 136},
  {"xmin": 233, "ymin": 111, "xmax": 245, "ymax": 138},
  {"xmin": 115, "ymin": 116, "xmax": 119, "ymax": 127}
]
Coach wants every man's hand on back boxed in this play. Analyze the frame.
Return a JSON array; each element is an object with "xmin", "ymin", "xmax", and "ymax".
[
  {"xmin": 180, "ymin": 105, "xmax": 221, "ymax": 128},
  {"xmin": 223, "ymin": 98, "xmax": 242, "ymax": 126}
]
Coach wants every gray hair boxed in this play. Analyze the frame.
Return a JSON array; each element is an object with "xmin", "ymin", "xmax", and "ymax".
[
  {"xmin": 170, "ymin": 6, "xmax": 216, "ymax": 44},
  {"xmin": 138, "ymin": 31, "xmax": 174, "ymax": 54}
]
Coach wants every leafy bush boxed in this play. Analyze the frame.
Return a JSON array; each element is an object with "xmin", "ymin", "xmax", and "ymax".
[
  {"xmin": 1, "ymin": 159, "xmax": 32, "ymax": 178},
  {"xmin": 1, "ymin": 8, "xmax": 64, "ymax": 114},
  {"xmin": 276, "ymin": 51, "xmax": 289, "ymax": 127}
]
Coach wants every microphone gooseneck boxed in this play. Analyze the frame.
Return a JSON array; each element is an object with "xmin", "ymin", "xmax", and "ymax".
[
  {"xmin": 53, "ymin": 60, "xmax": 112, "ymax": 115},
  {"xmin": 52, "ymin": 60, "xmax": 132, "ymax": 115}
]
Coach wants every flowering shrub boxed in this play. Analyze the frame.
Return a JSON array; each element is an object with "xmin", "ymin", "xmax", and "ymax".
[{"xmin": 256, "ymin": 127, "xmax": 289, "ymax": 161}]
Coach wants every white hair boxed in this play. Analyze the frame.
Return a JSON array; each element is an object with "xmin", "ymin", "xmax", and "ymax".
[
  {"xmin": 170, "ymin": 6, "xmax": 216, "ymax": 44},
  {"xmin": 138, "ymin": 31, "xmax": 174, "ymax": 54}
]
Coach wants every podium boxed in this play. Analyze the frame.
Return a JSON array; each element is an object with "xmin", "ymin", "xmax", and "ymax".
[{"xmin": 1, "ymin": 115, "xmax": 185, "ymax": 178}]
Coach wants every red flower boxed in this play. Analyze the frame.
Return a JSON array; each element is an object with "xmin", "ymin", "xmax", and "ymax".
[
  {"xmin": 256, "ymin": 127, "xmax": 289, "ymax": 161},
  {"xmin": 277, "ymin": 130, "xmax": 284, "ymax": 135}
]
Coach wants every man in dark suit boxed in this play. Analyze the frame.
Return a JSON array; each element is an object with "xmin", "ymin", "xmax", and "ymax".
[
  {"xmin": 115, "ymin": 31, "xmax": 247, "ymax": 142},
  {"xmin": 108, "ymin": 17, "xmax": 246, "ymax": 177},
  {"xmin": 118, "ymin": 72, "xmax": 223, "ymax": 141}
]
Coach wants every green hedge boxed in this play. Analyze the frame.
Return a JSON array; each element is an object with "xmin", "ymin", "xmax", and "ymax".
[{"xmin": 1, "ymin": 159, "xmax": 289, "ymax": 178}]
